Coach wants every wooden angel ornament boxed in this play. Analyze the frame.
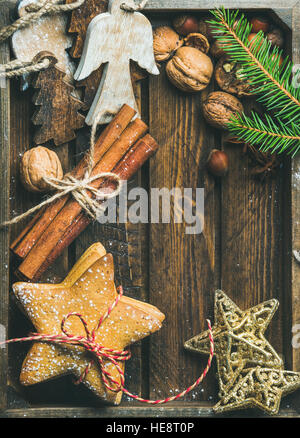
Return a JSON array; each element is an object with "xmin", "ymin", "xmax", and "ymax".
[
  {"xmin": 66, "ymin": 0, "xmax": 109, "ymax": 110},
  {"xmin": 74, "ymin": 0, "xmax": 159, "ymax": 125}
]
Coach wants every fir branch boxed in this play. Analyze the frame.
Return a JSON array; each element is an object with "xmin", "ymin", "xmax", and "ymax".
[
  {"xmin": 228, "ymin": 112, "xmax": 300, "ymax": 156},
  {"xmin": 208, "ymin": 8, "xmax": 300, "ymax": 123}
]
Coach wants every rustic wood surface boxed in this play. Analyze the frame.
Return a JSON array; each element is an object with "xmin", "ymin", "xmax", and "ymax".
[
  {"xmin": 291, "ymin": 0, "xmax": 300, "ymax": 373},
  {"xmin": 1, "ymin": 0, "xmax": 300, "ymax": 418},
  {"xmin": 0, "ymin": 2, "xmax": 10, "ymax": 412},
  {"xmin": 148, "ymin": 66, "xmax": 219, "ymax": 402}
]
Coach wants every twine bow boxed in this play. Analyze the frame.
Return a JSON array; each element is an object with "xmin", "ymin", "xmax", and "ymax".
[
  {"xmin": 2, "ymin": 286, "xmax": 214, "ymax": 404},
  {"xmin": 1, "ymin": 172, "xmax": 122, "ymax": 227},
  {"xmin": 59, "ymin": 286, "xmax": 130, "ymax": 390}
]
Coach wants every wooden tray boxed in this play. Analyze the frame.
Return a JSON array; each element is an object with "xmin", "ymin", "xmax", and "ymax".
[{"xmin": 1, "ymin": 0, "xmax": 300, "ymax": 418}]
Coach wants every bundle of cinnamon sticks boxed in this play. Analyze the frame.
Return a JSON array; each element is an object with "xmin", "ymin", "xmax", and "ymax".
[{"xmin": 11, "ymin": 104, "xmax": 159, "ymax": 281}]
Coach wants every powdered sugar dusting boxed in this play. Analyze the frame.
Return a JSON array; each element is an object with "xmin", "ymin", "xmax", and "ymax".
[{"xmin": 13, "ymin": 246, "xmax": 165, "ymax": 404}]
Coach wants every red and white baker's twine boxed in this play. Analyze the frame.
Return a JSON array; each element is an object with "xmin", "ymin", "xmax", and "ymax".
[{"xmin": 0, "ymin": 286, "xmax": 214, "ymax": 404}]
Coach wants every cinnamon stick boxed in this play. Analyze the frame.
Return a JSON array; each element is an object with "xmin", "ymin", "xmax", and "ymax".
[
  {"xmin": 14, "ymin": 125, "xmax": 150, "ymax": 281},
  {"xmin": 15, "ymin": 134, "xmax": 159, "ymax": 281},
  {"xmin": 11, "ymin": 103, "xmax": 134, "ymax": 255},
  {"xmin": 11, "ymin": 107, "xmax": 146, "ymax": 259}
]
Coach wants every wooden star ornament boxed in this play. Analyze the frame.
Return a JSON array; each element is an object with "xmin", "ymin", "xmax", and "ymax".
[
  {"xmin": 13, "ymin": 242, "xmax": 165, "ymax": 405},
  {"xmin": 184, "ymin": 290, "xmax": 300, "ymax": 415}
]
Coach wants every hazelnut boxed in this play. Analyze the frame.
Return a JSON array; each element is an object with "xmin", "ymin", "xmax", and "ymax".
[
  {"xmin": 198, "ymin": 17, "xmax": 216, "ymax": 41},
  {"xmin": 207, "ymin": 149, "xmax": 229, "ymax": 177},
  {"xmin": 270, "ymin": 53, "xmax": 284, "ymax": 68},
  {"xmin": 210, "ymin": 39, "xmax": 229, "ymax": 58},
  {"xmin": 153, "ymin": 26, "xmax": 183, "ymax": 62},
  {"xmin": 248, "ymin": 33, "xmax": 264, "ymax": 52},
  {"xmin": 173, "ymin": 15, "xmax": 199, "ymax": 36},
  {"xmin": 184, "ymin": 33, "xmax": 210, "ymax": 54},
  {"xmin": 20, "ymin": 146, "xmax": 63, "ymax": 192},
  {"xmin": 215, "ymin": 57, "xmax": 253, "ymax": 97},
  {"xmin": 266, "ymin": 28, "xmax": 284, "ymax": 48},
  {"xmin": 202, "ymin": 91, "xmax": 244, "ymax": 130},
  {"xmin": 166, "ymin": 46, "xmax": 213, "ymax": 92},
  {"xmin": 250, "ymin": 16, "xmax": 270, "ymax": 33}
]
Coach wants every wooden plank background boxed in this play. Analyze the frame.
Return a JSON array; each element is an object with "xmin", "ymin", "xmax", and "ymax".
[
  {"xmin": 1, "ymin": 0, "xmax": 300, "ymax": 416},
  {"xmin": 0, "ymin": 1, "xmax": 11, "ymax": 412},
  {"xmin": 291, "ymin": 0, "xmax": 300, "ymax": 374}
]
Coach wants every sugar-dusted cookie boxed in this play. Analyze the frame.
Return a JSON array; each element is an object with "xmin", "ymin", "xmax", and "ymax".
[{"xmin": 13, "ymin": 242, "xmax": 165, "ymax": 405}]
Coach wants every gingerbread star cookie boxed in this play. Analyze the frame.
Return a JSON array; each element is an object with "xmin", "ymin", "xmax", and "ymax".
[{"xmin": 13, "ymin": 242, "xmax": 165, "ymax": 405}]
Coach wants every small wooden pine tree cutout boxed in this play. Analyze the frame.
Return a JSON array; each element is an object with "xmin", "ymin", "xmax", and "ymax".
[{"xmin": 32, "ymin": 53, "xmax": 85, "ymax": 146}]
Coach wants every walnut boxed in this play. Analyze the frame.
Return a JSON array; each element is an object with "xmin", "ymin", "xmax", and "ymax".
[
  {"xmin": 214, "ymin": 57, "xmax": 253, "ymax": 97},
  {"xmin": 266, "ymin": 28, "xmax": 284, "ymax": 48},
  {"xmin": 166, "ymin": 46, "xmax": 213, "ymax": 92},
  {"xmin": 202, "ymin": 91, "xmax": 244, "ymax": 130},
  {"xmin": 184, "ymin": 33, "xmax": 210, "ymax": 54},
  {"xmin": 153, "ymin": 26, "xmax": 183, "ymax": 62},
  {"xmin": 20, "ymin": 146, "xmax": 63, "ymax": 192}
]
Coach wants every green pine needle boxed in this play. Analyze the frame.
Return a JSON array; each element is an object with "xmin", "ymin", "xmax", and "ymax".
[
  {"xmin": 208, "ymin": 7, "xmax": 300, "ymax": 156},
  {"xmin": 208, "ymin": 8, "xmax": 300, "ymax": 122},
  {"xmin": 228, "ymin": 112, "xmax": 300, "ymax": 156}
]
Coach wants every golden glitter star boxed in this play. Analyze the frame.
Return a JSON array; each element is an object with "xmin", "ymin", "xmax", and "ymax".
[
  {"xmin": 13, "ymin": 242, "xmax": 165, "ymax": 405},
  {"xmin": 184, "ymin": 290, "xmax": 300, "ymax": 415},
  {"xmin": 214, "ymin": 366, "xmax": 300, "ymax": 415}
]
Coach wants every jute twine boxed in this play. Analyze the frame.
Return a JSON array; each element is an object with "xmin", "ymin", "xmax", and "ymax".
[
  {"xmin": 0, "ymin": 0, "xmax": 86, "ymax": 77},
  {"xmin": 0, "ymin": 0, "xmax": 149, "ymax": 78},
  {"xmin": 0, "ymin": 286, "xmax": 214, "ymax": 404},
  {"xmin": 1, "ymin": 111, "xmax": 123, "ymax": 227},
  {"xmin": 0, "ymin": 0, "xmax": 86, "ymax": 44}
]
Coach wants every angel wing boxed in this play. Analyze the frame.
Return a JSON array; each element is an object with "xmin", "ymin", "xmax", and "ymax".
[
  {"xmin": 130, "ymin": 12, "xmax": 159, "ymax": 76},
  {"xmin": 74, "ymin": 13, "xmax": 112, "ymax": 81}
]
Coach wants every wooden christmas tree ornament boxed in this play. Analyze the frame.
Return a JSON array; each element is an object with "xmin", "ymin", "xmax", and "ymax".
[
  {"xmin": 13, "ymin": 242, "xmax": 165, "ymax": 404},
  {"xmin": 12, "ymin": 0, "xmax": 75, "ymax": 88},
  {"xmin": 32, "ymin": 52, "xmax": 85, "ymax": 146},
  {"xmin": 74, "ymin": 0, "xmax": 159, "ymax": 125}
]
